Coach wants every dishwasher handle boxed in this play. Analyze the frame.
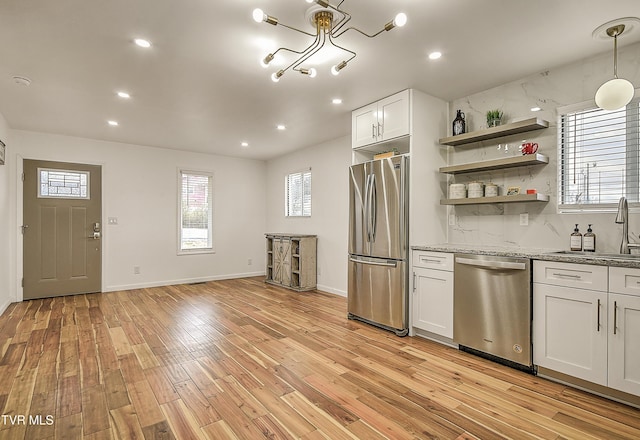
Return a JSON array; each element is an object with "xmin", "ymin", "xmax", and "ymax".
[{"xmin": 455, "ymin": 257, "xmax": 526, "ymax": 271}]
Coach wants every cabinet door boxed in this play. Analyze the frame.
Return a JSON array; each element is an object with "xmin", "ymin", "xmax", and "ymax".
[
  {"xmin": 352, "ymin": 102, "xmax": 379, "ymax": 148},
  {"xmin": 608, "ymin": 293, "xmax": 640, "ymax": 396},
  {"xmin": 272, "ymin": 238, "xmax": 292, "ymax": 286},
  {"xmin": 533, "ymin": 283, "xmax": 608, "ymax": 385},
  {"xmin": 379, "ymin": 90, "xmax": 410, "ymax": 142},
  {"xmin": 412, "ymin": 267, "xmax": 453, "ymax": 338},
  {"xmin": 279, "ymin": 239, "xmax": 291, "ymax": 286}
]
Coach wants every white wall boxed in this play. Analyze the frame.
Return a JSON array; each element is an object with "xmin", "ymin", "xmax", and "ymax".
[
  {"xmin": 266, "ymin": 135, "xmax": 351, "ymax": 296},
  {"xmin": 9, "ymin": 130, "xmax": 267, "ymax": 300},
  {"xmin": 0, "ymin": 113, "xmax": 11, "ymax": 314},
  {"xmin": 447, "ymin": 41, "xmax": 640, "ymax": 252}
]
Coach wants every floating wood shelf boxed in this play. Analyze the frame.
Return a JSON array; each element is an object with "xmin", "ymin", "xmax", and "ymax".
[
  {"xmin": 439, "ymin": 118, "xmax": 549, "ymax": 147},
  {"xmin": 439, "ymin": 153, "xmax": 549, "ymax": 175},
  {"xmin": 440, "ymin": 193, "xmax": 550, "ymax": 205}
]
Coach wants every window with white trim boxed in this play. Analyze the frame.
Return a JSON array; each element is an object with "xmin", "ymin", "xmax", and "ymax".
[
  {"xmin": 178, "ymin": 170, "xmax": 214, "ymax": 253},
  {"xmin": 558, "ymin": 95, "xmax": 640, "ymax": 211},
  {"xmin": 285, "ymin": 169, "xmax": 311, "ymax": 217}
]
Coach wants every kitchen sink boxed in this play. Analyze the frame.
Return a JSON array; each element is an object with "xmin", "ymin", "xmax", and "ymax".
[{"xmin": 546, "ymin": 250, "xmax": 640, "ymax": 260}]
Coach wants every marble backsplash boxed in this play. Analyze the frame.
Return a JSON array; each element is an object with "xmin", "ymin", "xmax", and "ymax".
[{"xmin": 446, "ymin": 41, "xmax": 640, "ymax": 253}]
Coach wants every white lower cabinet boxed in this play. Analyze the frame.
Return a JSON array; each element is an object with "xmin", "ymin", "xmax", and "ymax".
[
  {"xmin": 534, "ymin": 261, "xmax": 640, "ymax": 397},
  {"xmin": 412, "ymin": 251, "xmax": 453, "ymax": 338},
  {"xmin": 608, "ymin": 267, "xmax": 640, "ymax": 396},
  {"xmin": 533, "ymin": 282, "xmax": 608, "ymax": 385}
]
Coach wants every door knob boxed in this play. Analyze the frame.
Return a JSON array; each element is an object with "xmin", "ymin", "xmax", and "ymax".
[{"xmin": 89, "ymin": 232, "xmax": 101, "ymax": 239}]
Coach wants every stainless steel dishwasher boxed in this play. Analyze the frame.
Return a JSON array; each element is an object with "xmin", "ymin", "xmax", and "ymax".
[{"xmin": 453, "ymin": 253, "xmax": 533, "ymax": 371}]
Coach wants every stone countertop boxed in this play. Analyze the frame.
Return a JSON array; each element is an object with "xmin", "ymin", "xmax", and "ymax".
[{"xmin": 411, "ymin": 244, "xmax": 640, "ymax": 269}]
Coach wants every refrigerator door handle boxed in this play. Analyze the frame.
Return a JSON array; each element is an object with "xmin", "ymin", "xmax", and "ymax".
[
  {"xmin": 364, "ymin": 174, "xmax": 371, "ymax": 244},
  {"xmin": 349, "ymin": 257, "xmax": 398, "ymax": 268},
  {"xmin": 370, "ymin": 173, "xmax": 377, "ymax": 242}
]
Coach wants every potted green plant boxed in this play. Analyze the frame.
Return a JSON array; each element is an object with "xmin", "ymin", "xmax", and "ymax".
[{"xmin": 486, "ymin": 109, "xmax": 503, "ymax": 127}]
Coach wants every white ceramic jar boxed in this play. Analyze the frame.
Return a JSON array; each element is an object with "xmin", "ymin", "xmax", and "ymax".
[
  {"xmin": 449, "ymin": 183, "xmax": 466, "ymax": 199},
  {"xmin": 468, "ymin": 181, "xmax": 484, "ymax": 198},
  {"xmin": 485, "ymin": 183, "xmax": 498, "ymax": 197}
]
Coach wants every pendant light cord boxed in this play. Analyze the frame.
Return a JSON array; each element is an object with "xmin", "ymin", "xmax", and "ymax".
[{"xmin": 613, "ymin": 32, "xmax": 619, "ymax": 79}]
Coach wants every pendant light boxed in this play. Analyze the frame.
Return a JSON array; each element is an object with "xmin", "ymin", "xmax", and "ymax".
[{"xmin": 595, "ymin": 24, "xmax": 635, "ymax": 111}]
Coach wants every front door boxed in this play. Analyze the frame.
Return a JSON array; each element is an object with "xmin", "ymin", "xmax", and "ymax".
[{"xmin": 23, "ymin": 160, "xmax": 102, "ymax": 299}]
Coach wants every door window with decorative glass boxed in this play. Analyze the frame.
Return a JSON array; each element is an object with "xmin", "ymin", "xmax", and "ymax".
[
  {"xmin": 179, "ymin": 170, "xmax": 214, "ymax": 253},
  {"xmin": 285, "ymin": 169, "xmax": 311, "ymax": 217},
  {"xmin": 558, "ymin": 95, "xmax": 639, "ymax": 211}
]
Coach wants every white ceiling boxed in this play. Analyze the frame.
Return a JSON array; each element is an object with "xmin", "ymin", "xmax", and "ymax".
[{"xmin": 1, "ymin": 0, "xmax": 639, "ymax": 160}]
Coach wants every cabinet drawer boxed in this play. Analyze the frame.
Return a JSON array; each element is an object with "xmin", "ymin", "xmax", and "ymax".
[
  {"xmin": 412, "ymin": 251, "xmax": 453, "ymax": 271},
  {"xmin": 533, "ymin": 260, "xmax": 607, "ymax": 291},
  {"xmin": 609, "ymin": 266, "xmax": 640, "ymax": 297}
]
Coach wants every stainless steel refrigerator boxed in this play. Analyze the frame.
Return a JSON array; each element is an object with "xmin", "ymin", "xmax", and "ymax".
[{"xmin": 348, "ymin": 155, "xmax": 409, "ymax": 336}]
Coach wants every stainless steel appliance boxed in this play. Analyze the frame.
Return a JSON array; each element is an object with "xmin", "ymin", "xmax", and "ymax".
[
  {"xmin": 348, "ymin": 155, "xmax": 409, "ymax": 336},
  {"xmin": 453, "ymin": 253, "xmax": 533, "ymax": 371}
]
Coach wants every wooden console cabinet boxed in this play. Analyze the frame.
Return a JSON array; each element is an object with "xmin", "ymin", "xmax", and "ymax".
[{"xmin": 265, "ymin": 234, "xmax": 317, "ymax": 291}]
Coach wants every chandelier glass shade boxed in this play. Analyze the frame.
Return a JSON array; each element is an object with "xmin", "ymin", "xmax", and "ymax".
[
  {"xmin": 595, "ymin": 24, "xmax": 635, "ymax": 111},
  {"xmin": 253, "ymin": 0, "xmax": 407, "ymax": 82}
]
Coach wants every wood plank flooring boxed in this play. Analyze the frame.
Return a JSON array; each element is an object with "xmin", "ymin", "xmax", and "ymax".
[{"xmin": 1, "ymin": 277, "xmax": 639, "ymax": 439}]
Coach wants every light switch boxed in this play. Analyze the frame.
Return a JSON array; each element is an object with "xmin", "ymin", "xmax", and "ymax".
[{"xmin": 108, "ymin": 217, "xmax": 118, "ymax": 225}]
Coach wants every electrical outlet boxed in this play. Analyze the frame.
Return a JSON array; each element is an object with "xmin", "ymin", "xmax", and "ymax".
[
  {"xmin": 134, "ymin": 266, "xmax": 140, "ymax": 275},
  {"xmin": 449, "ymin": 214, "xmax": 456, "ymax": 226},
  {"xmin": 247, "ymin": 258, "xmax": 252, "ymax": 265},
  {"xmin": 520, "ymin": 213, "xmax": 529, "ymax": 226}
]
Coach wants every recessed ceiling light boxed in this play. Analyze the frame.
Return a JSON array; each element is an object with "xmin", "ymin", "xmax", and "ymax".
[
  {"xmin": 241, "ymin": 141, "xmax": 249, "ymax": 147},
  {"xmin": 530, "ymin": 106, "xmax": 541, "ymax": 112},
  {"xmin": 134, "ymin": 38, "xmax": 151, "ymax": 48},
  {"xmin": 332, "ymin": 98, "xmax": 343, "ymax": 105},
  {"xmin": 107, "ymin": 120, "xmax": 119, "ymax": 126},
  {"xmin": 117, "ymin": 91, "xmax": 130, "ymax": 99},
  {"xmin": 277, "ymin": 124, "xmax": 286, "ymax": 130},
  {"xmin": 428, "ymin": 51, "xmax": 442, "ymax": 60}
]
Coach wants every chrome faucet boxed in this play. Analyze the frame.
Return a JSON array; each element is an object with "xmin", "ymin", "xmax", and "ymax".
[{"xmin": 615, "ymin": 196, "xmax": 640, "ymax": 254}]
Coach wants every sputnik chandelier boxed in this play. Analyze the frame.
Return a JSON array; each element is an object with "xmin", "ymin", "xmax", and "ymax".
[{"xmin": 253, "ymin": 0, "xmax": 407, "ymax": 82}]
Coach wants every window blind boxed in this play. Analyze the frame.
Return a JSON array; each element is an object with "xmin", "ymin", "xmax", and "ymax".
[
  {"xmin": 180, "ymin": 171, "xmax": 213, "ymax": 251},
  {"xmin": 558, "ymin": 96, "xmax": 640, "ymax": 211},
  {"xmin": 285, "ymin": 170, "xmax": 311, "ymax": 217}
]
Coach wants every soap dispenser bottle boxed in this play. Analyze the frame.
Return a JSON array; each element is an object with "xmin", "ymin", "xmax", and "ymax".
[
  {"xmin": 570, "ymin": 224, "xmax": 583, "ymax": 251},
  {"xmin": 583, "ymin": 224, "xmax": 596, "ymax": 252}
]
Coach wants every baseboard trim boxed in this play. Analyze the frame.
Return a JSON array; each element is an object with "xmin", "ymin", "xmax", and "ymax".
[
  {"xmin": 412, "ymin": 327, "xmax": 458, "ymax": 348},
  {"xmin": 537, "ymin": 366, "xmax": 640, "ymax": 409},
  {"xmin": 104, "ymin": 271, "xmax": 266, "ymax": 292},
  {"xmin": 317, "ymin": 284, "xmax": 346, "ymax": 297},
  {"xmin": 0, "ymin": 299, "xmax": 12, "ymax": 317}
]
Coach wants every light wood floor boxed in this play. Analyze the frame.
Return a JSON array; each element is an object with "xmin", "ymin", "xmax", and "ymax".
[{"xmin": 1, "ymin": 277, "xmax": 639, "ymax": 439}]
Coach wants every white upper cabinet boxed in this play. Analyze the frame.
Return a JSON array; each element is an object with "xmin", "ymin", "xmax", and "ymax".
[
  {"xmin": 352, "ymin": 102, "xmax": 379, "ymax": 148},
  {"xmin": 352, "ymin": 90, "xmax": 410, "ymax": 149}
]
